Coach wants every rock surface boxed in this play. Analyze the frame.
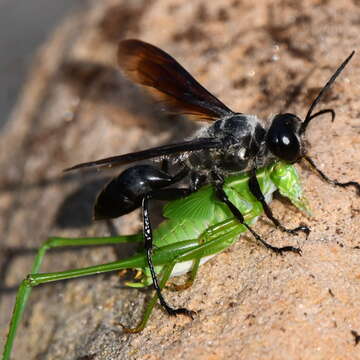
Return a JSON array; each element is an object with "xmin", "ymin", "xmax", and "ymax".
[{"xmin": 1, "ymin": 0, "xmax": 360, "ymax": 359}]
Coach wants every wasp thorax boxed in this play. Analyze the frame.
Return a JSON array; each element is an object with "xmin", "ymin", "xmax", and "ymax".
[{"xmin": 266, "ymin": 113, "xmax": 302, "ymax": 162}]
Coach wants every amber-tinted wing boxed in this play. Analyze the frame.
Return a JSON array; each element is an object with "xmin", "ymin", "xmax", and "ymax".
[{"xmin": 118, "ymin": 39, "xmax": 235, "ymax": 121}]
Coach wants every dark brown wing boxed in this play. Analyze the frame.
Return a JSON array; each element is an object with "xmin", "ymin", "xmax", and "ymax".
[
  {"xmin": 64, "ymin": 138, "xmax": 222, "ymax": 172},
  {"xmin": 118, "ymin": 39, "xmax": 235, "ymax": 121}
]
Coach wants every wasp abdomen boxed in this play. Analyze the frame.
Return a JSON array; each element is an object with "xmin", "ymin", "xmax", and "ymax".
[{"xmin": 94, "ymin": 165, "xmax": 174, "ymax": 220}]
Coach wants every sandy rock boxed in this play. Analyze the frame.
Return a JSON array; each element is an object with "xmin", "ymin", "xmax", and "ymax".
[{"xmin": 1, "ymin": 0, "xmax": 360, "ymax": 359}]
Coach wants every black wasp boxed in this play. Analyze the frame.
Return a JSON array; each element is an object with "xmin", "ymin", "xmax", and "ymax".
[{"xmin": 66, "ymin": 40, "xmax": 359, "ymax": 319}]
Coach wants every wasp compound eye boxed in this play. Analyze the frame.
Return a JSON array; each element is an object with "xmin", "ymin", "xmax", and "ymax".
[{"xmin": 266, "ymin": 113, "xmax": 302, "ymax": 162}]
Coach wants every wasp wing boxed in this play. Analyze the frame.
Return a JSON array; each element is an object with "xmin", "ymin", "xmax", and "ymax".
[
  {"xmin": 65, "ymin": 138, "xmax": 222, "ymax": 172},
  {"xmin": 118, "ymin": 39, "xmax": 235, "ymax": 121}
]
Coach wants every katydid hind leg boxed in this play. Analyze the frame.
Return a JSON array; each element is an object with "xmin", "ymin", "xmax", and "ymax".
[
  {"xmin": 248, "ymin": 170, "xmax": 310, "ymax": 237},
  {"xmin": 119, "ymin": 234, "xmax": 222, "ymax": 332},
  {"xmin": 119, "ymin": 254, "xmax": 203, "ymax": 332},
  {"xmin": 1, "ymin": 234, "xmax": 144, "ymax": 360},
  {"xmin": 214, "ymin": 181, "xmax": 301, "ymax": 255},
  {"xmin": 118, "ymin": 262, "xmax": 178, "ymax": 333}
]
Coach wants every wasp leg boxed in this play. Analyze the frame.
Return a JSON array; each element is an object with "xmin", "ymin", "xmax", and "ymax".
[
  {"xmin": 249, "ymin": 169, "xmax": 310, "ymax": 237},
  {"xmin": 143, "ymin": 188, "xmax": 195, "ymax": 317},
  {"xmin": 304, "ymin": 155, "xmax": 360, "ymax": 195},
  {"xmin": 160, "ymin": 158, "xmax": 169, "ymax": 172},
  {"xmin": 214, "ymin": 180, "xmax": 301, "ymax": 255},
  {"xmin": 190, "ymin": 172, "xmax": 207, "ymax": 192}
]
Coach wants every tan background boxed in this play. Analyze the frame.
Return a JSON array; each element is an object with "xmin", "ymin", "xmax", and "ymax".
[{"xmin": 1, "ymin": 0, "xmax": 360, "ymax": 359}]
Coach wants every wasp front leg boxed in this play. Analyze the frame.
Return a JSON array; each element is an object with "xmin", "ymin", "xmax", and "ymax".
[
  {"xmin": 248, "ymin": 169, "xmax": 310, "ymax": 237},
  {"xmin": 304, "ymin": 155, "xmax": 360, "ymax": 195},
  {"xmin": 213, "ymin": 172, "xmax": 301, "ymax": 255}
]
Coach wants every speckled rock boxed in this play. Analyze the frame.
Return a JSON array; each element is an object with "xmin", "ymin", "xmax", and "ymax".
[{"xmin": 1, "ymin": 0, "xmax": 360, "ymax": 359}]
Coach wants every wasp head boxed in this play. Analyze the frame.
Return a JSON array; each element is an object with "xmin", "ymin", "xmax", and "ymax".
[
  {"xmin": 266, "ymin": 51, "xmax": 354, "ymax": 163},
  {"xmin": 266, "ymin": 113, "xmax": 303, "ymax": 162}
]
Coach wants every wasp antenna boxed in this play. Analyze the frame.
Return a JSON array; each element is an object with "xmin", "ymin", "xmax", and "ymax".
[{"xmin": 300, "ymin": 50, "xmax": 355, "ymax": 135}]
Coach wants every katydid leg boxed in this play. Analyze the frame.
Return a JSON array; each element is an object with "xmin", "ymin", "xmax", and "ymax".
[
  {"xmin": 118, "ymin": 261, "xmax": 180, "ymax": 333},
  {"xmin": 168, "ymin": 225, "xmax": 210, "ymax": 291},
  {"xmin": 1, "ymin": 234, "xmax": 142, "ymax": 360},
  {"xmin": 119, "ymin": 225, "xmax": 244, "ymax": 333},
  {"xmin": 167, "ymin": 257, "xmax": 201, "ymax": 291}
]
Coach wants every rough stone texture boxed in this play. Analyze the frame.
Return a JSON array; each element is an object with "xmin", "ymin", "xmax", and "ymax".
[{"xmin": 1, "ymin": 0, "xmax": 360, "ymax": 359}]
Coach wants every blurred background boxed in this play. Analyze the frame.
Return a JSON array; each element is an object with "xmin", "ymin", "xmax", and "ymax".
[{"xmin": 0, "ymin": 0, "xmax": 86, "ymax": 129}]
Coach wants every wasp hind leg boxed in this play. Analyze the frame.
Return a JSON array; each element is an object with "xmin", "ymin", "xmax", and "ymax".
[{"xmin": 142, "ymin": 187, "xmax": 196, "ymax": 318}]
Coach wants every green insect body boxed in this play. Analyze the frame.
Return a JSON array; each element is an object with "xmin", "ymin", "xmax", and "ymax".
[{"xmin": 1, "ymin": 161, "xmax": 308, "ymax": 360}]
